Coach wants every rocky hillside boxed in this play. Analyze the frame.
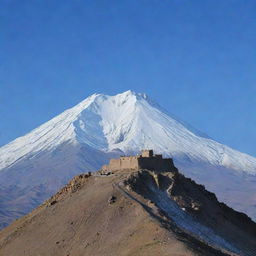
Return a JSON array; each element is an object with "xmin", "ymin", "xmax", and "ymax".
[{"xmin": 0, "ymin": 165, "xmax": 255, "ymax": 256}]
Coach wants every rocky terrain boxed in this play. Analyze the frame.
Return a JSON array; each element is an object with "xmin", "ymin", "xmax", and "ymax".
[{"xmin": 0, "ymin": 165, "xmax": 255, "ymax": 256}]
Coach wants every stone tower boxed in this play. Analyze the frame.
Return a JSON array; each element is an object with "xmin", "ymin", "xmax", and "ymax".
[{"xmin": 141, "ymin": 150, "xmax": 153, "ymax": 157}]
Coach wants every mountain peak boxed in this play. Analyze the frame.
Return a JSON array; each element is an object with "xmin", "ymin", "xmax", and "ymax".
[
  {"xmin": 117, "ymin": 89, "xmax": 136, "ymax": 96},
  {"xmin": 117, "ymin": 90, "xmax": 149, "ymax": 100},
  {"xmin": 1, "ymin": 91, "xmax": 256, "ymax": 174}
]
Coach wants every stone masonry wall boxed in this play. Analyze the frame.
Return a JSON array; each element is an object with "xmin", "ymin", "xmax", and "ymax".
[
  {"xmin": 102, "ymin": 154, "xmax": 177, "ymax": 173},
  {"xmin": 138, "ymin": 157, "xmax": 176, "ymax": 172},
  {"xmin": 103, "ymin": 156, "xmax": 139, "ymax": 171}
]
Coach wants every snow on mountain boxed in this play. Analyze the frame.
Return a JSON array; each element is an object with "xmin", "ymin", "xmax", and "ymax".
[
  {"xmin": 1, "ymin": 90, "xmax": 256, "ymax": 173},
  {"xmin": 0, "ymin": 90, "xmax": 256, "ymax": 227}
]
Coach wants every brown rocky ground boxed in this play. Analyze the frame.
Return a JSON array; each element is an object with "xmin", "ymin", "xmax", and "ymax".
[{"xmin": 0, "ymin": 168, "xmax": 255, "ymax": 256}]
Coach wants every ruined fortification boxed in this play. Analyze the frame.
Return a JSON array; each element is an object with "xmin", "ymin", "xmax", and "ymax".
[{"xmin": 102, "ymin": 150, "xmax": 177, "ymax": 172}]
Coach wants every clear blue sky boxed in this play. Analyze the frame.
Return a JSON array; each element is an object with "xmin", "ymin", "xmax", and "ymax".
[{"xmin": 1, "ymin": 0, "xmax": 256, "ymax": 156}]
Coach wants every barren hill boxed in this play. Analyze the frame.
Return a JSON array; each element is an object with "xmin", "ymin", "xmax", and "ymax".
[{"xmin": 0, "ymin": 164, "xmax": 255, "ymax": 256}]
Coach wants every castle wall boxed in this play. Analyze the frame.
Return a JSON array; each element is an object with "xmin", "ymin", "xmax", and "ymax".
[
  {"xmin": 101, "ymin": 151, "xmax": 177, "ymax": 173},
  {"xmin": 141, "ymin": 150, "xmax": 153, "ymax": 157},
  {"xmin": 119, "ymin": 156, "xmax": 139, "ymax": 170},
  {"xmin": 138, "ymin": 157, "xmax": 176, "ymax": 172},
  {"xmin": 103, "ymin": 156, "xmax": 139, "ymax": 171}
]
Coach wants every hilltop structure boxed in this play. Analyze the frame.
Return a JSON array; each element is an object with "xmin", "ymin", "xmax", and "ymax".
[{"xmin": 102, "ymin": 150, "xmax": 177, "ymax": 172}]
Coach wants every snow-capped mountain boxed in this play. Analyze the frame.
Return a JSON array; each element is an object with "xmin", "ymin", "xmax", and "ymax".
[
  {"xmin": 0, "ymin": 90, "xmax": 256, "ymax": 228},
  {"xmin": 1, "ymin": 90, "xmax": 256, "ymax": 173}
]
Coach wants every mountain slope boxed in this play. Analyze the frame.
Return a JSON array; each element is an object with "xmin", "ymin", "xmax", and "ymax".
[
  {"xmin": 1, "ymin": 90, "xmax": 256, "ymax": 173},
  {"xmin": 0, "ymin": 90, "xmax": 256, "ymax": 228},
  {"xmin": 0, "ymin": 167, "xmax": 255, "ymax": 256}
]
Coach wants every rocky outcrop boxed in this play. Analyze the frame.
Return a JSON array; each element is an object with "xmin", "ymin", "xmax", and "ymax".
[
  {"xmin": 125, "ymin": 170, "xmax": 256, "ymax": 255},
  {"xmin": 45, "ymin": 172, "xmax": 91, "ymax": 206}
]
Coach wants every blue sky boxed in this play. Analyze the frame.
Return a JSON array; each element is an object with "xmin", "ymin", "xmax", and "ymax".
[{"xmin": 1, "ymin": 0, "xmax": 256, "ymax": 156}]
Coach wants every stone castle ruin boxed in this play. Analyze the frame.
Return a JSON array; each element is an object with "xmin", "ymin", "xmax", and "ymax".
[{"xmin": 102, "ymin": 150, "xmax": 177, "ymax": 172}]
